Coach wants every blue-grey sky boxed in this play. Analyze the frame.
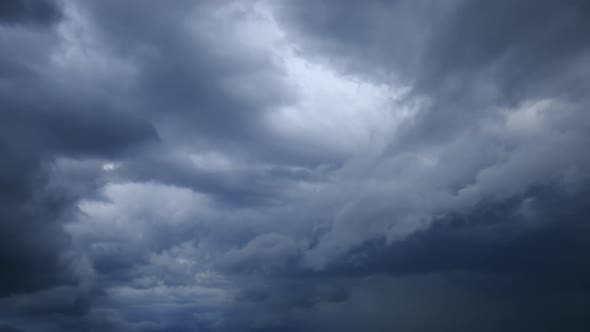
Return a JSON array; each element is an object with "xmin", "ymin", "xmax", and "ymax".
[{"xmin": 1, "ymin": 1, "xmax": 590, "ymax": 331}]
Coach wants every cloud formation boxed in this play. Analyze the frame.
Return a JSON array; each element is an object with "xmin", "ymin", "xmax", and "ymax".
[{"xmin": 1, "ymin": 0, "xmax": 589, "ymax": 331}]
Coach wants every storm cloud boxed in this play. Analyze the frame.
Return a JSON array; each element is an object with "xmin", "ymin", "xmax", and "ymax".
[{"xmin": 1, "ymin": 0, "xmax": 590, "ymax": 331}]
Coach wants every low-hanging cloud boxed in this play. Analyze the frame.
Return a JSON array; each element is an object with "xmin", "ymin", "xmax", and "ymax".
[{"xmin": 1, "ymin": 0, "xmax": 590, "ymax": 331}]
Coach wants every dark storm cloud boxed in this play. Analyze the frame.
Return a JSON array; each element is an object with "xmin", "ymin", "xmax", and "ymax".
[
  {"xmin": 241, "ymin": 1, "xmax": 590, "ymax": 330},
  {"xmin": 0, "ymin": 0, "xmax": 305, "ymax": 327},
  {"xmin": 212, "ymin": 185, "xmax": 590, "ymax": 332},
  {"xmin": 275, "ymin": 0, "xmax": 590, "ymax": 95},
  {"xmin": 0, "ymin": 96, "xmax": 158, "ymax": 158},
  {"xmin": 273, "ymin": 0, "xmax": 456, "ymax": 83},
  {"xmin": 0, "ymin": 326, "xmax": 27, "ymax": 332},
  {"xmin": 0, "ymin": 6, "xmax": 156, "ymax": 332},
  {"xmin": 0, "ymin": 0, "xmax": 61, "ymax": 26},
  {"xmin": 2, "ymin": 0, "xmax": 590, "ymax": 331},
  {"xmin": 276, "ymin": 0, "xmax": 590, "ymax": 140},
  {"xmin": 0, "ymin": 74, "xmax": 156, "ymax": 297},
  {"xmin": 63, "ymin": 0, "xmax": 332, "ymax": 207},
  {"xmin": 77, "ymin": 0, "xmax": 293, "ymax": 141},
  {"xmin": 420, "ymin": 0, "xmax": 590, "ymax": 97},
  {"xmin": 406, "ymin": 0, "xmax": 590, "ymax": 143},
  {"xmin": 328, "ymin": 184, "xmax": 590, "ymax": 279},
  {"xmin": 115, "ymin": 153, "xmax": 324, "ymax": 207}
]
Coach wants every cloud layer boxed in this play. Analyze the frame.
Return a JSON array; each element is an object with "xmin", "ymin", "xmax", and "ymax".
[{"xmin": 1, "ymin": 0, "xmax": 590, "ymax": 331}]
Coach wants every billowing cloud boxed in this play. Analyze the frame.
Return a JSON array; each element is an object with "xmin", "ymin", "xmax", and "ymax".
[{"xmin": 1, "ymin": 0, "xmax": 589, "ymax": 331}]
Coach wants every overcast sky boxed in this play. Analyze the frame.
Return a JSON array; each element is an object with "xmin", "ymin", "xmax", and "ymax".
[{"xmin": 1, "ymin": 0, "xmax": 590, "ymax": 331}]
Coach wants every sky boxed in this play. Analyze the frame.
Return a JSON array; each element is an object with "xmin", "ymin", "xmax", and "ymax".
[{"xmin": 1, "ymin": 0, "xmax": 590, "ymax": 331}]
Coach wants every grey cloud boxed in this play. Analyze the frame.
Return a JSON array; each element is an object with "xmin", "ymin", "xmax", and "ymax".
[
  {"xmin": 0, "ymin": 327, "xmax": 28, "ymax": 332},
  {"xmin": 2, "ymin": 0, "xmax": 590, "ymax": 331},
  {"xmin": 419, "ymin": 0, "xmax": 590, "ymax": 95},
  {"xmin": 273, "ymin": 0, "xmax": 590, "ymax": 254},
  {"xmin": 76, "ymin": 0, "xmax": 294, "ymax": 142},
  {"xmin": 327, "ymin": 184, "xmax": 590, "ymax": 278},
  {"xmin": 0, "ymin": 5, "xmax": 158, "ymax": 331},
  {"xmin": 0, "ymin": 0, "xmax": 61, "ymax": 26},
  {"xmin": 275, "ymin": 0, "xmax": 590, "ymax": 147},
  {"xmin": 275, "ymin": 0, "xmax": 590, "ymax": 97},
  {"xmin": 272, "ymin": 0, "xmax": 452, "ymax": 83},
  {"xmin": 218, "ymin": 233, "xmax": 300, "ymax": 275},
  {"xmin": 63, "ymin": 0, "xmax": 335, "ymax": 208},
  {"xmin": 285, "ymin": 272, "xmax": 590, "ymax": 332}
]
